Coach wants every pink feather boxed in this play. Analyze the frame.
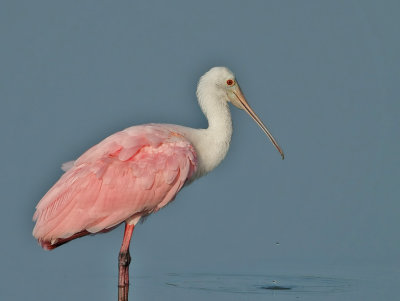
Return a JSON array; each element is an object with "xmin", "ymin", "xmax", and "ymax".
[{"xmin": 33, "ymin": 124, "xmax": 198, "ymax": 249}]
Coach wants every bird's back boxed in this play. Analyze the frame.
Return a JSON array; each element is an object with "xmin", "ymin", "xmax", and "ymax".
[{"xmin": 33, "ymin": 124, "xmax": 198, "ymax": 249}]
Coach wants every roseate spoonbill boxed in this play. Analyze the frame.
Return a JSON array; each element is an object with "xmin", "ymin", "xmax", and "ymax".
[{"xmin": 33, "ymin": 66, "xmax": 284, "ymax": 301}]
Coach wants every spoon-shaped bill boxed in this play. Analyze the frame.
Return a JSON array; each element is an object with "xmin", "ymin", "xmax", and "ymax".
[{"xmin": 232, "ymin": 87, "xmax": 284, "ymax": 159}]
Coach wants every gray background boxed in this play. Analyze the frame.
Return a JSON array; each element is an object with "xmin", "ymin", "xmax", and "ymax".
[{"xmin": 1, "ymin": 1, "xmax": 399, "ymax": 300}]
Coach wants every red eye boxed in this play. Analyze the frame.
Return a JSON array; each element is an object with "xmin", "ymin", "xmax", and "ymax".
[{"xmin": 226, "ymin": 79, "xmax": 234, "ymax": 86}]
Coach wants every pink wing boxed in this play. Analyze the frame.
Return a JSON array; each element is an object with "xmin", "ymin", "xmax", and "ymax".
[{"xmin": 33, "ymin": 124, "xmax": 198, "ymax": 249}]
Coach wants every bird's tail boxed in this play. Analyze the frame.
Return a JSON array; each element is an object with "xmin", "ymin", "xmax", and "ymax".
[{"xmin": 38, "ymin": 227, "xmax": 116, "ymax": 250}]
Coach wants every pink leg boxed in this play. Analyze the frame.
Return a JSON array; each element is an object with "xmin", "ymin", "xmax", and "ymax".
[{"xmin": 118, "ymin": 223, "xmax": 135, "ymax": 301}]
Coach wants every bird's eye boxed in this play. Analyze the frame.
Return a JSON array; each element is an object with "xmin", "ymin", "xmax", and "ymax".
[{"xmin": 226, "ymin": 79, "xmax": 234, "ymax": 86}]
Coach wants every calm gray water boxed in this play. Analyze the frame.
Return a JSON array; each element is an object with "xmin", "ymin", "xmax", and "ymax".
[{"xmin": 4, "ymin": 261, "xmax": 398, "ymax": 300}]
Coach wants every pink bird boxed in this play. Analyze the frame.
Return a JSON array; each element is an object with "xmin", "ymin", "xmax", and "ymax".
[{"xmin": 33, "ymin": 67, "xmax": 284, "ymax": 301}]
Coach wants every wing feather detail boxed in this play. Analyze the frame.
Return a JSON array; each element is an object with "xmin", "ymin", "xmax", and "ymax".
[{"xmin": 33, "ymin": 124, "xmax": 198, "ymax": 247}]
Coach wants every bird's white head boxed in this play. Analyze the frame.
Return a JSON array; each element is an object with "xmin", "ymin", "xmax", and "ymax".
[{"xmin": 197, "ymin": 67, "xmax": 284, "ymax": 159}]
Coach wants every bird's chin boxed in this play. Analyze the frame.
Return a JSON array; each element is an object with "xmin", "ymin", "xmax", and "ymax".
[{"xmin": 227, "ymin": 91, "xmax": 244, "ymax": 110}]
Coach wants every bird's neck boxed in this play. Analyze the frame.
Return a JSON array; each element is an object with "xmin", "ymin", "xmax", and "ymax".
[
  {"xmin": 192, "ymin": 85, "xmax": 233, "ymax": 177},
  {"xmin": 201, "ymin": 93, "xmax": 233, "ymax": 139}
]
